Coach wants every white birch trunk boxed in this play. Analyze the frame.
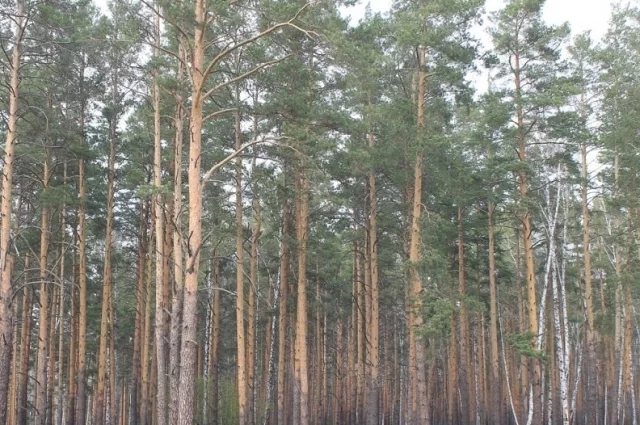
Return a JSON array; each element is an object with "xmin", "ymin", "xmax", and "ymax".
[
  {"xmin": 570, "ymin": 332, "xmax": 583, "ymax": 425},
  {"xmin": 547, "ymin": 177, "xmax": 569, "ymax": 425}
]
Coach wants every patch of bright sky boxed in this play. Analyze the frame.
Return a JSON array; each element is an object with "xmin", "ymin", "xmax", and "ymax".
[
  {"xmin": 342, "ymin": 0, "xmax": 615, "ymax": 94},
  {"xmin": 344, "ymin": 0, "xmax": 614, "ymax": 41}
]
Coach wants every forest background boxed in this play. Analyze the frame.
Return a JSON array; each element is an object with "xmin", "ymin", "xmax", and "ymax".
[{"xmin": 0, "ymin": 0, "xmax": 637, "ymax": 425}]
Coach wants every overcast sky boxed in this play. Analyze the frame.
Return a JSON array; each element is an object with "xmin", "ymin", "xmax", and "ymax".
[
  {"xmin": 344, "ymin": 0, "xmax": 615, "ymax": 41},
  {"xmin": 340, "ymin": 0, "xmax": 617, "ymax": 93},
  {"xmin": 95, "ymin": 0, "xmax": 616, "ymax": 42}
]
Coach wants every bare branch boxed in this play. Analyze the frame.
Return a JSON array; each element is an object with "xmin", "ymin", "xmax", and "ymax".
[
  {"xmin": 201, "ymin": 2, "xmax": 311, "ymax": 83},
  {"xmin": 201, "ymin": 136, "xmax": 290, "ymax": 183},
  {"xmin": 202, "ymin": 54, "xmax": 291, "ymax": 100},
  {"xmin": 139, "ymin": 0, "xmax": 194, "ymax": 60},
  {"xmin": 202, "ymin": 107, "xmax": 238, "ymax": 123}
]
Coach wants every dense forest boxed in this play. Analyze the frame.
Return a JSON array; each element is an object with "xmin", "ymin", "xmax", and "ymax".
[{"xmin": 0, "ymin": 0, "xmax": 639, "ymax": 424}]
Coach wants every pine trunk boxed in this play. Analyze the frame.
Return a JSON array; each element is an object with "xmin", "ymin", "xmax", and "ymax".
[
  {"xmin": 176, "ymin": 0, "xmax": 204, "ymax": 417},
  {"xmin": 514, "ymin": 50, "xmax": 541, "ymax": 425},
  {"xmin": 17, "ymin": 254, "xmax": 31, "ymax": 425},
  {"xmin": 0, "ymin": 4, "xmax": 24, "ymax": 420},
  {"xmin": 457, "ymin": 206, "xmax": 473, "ymax": 425},
  {"xmin": 153, "ymin": 6, "xmax": 168, "ymax": 422},
  {"xmin": 294, "ymin": 170, "xmax": 310, "ymax": 425},
  {"xmin": 168, "ymin": 39, "xmax": 185, "ymax": 425},
  {"xmin": 141, "ymin": 233, "xmax": 154, "ymax": 425},
  {"xmin": 247, "ymin": 159, "xmax": 261, "ymax": 425},
  {"xmin": 488, "ymin": 201, "xmax": 502, "ymax": 425},
  {"xmin": 66, "ymin": 249, "xmax": 77, "ymax": 425},
  {"xmin": 76, "ymin": 90, "xmax": 89, "ymax": 425},
  {"xmin": 93, "ymin": 97, "xmax": 117, "ymax": 425},
  {"xmin": 56, "ymin": 165, "xmax": 68, "ymax": 425},
  {"xmin": 365, "ymin": 129, "xmax": 379, "ymax": 425},
  {"xmin": 235, "ymin": 109, "xmax": 248, "ymax": 425},
  {"xmin": 408, "ymin": 45, "xmax": 428, "ymax": 425}
]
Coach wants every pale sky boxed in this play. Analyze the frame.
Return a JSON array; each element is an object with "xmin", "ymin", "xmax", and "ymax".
[
  {"xmin": 341, "ymin": 0, "xmax": 617, "ymax": 94},
  {"xmin": 345, "ymin": 0, "xmax": 615, "ymax": 41},
  {"xmin": 96, "ymin": 0, "xmax": 616, "ymax": 43}
]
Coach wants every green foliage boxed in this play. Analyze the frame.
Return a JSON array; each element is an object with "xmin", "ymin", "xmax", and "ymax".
[
  {"xmin": 219, "ymin": 379, "xmax": 240, "ymax": 425},
  {"xmin": 419, "ymin": 292, "xmax": 454, "ymax": 339},
  {"xmin": 9, "ymin": 0, "xmax": 640, "ymax": 421},
  {"xmin": 505, "ymin": 331, "xmax": 546, "ymax": 361}
]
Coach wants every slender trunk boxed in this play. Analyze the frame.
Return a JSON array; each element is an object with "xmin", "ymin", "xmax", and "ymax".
[
  {"xmin": 141, "ymin": 229, "xmax": 154, "ymax": 425},
  {"xmin": 0, "ymin": 4, "xmax": 24, "ymax": 420},
  {"xmin": 622, "ymin": 223, "xmax": 633, "ymax": 425},
  {"xmin": 448, "ymin": 305, "xmax": 459, "ymax": 425},
  {"xmin": 362, "ymin": 232, "xmax": 370, "ymax": 425},
  {"xmin": 208, "ymin": 256, "xmax": 221, "ymax": 425},
  {"xmin": 277, "ymin": 199, "xmax": 290, "ymax": 425},
  {"xmin": 76, "ymin": 80, "xmax": 89, "ymax": 425},
  {"xmin": 514, "ymin": 50, "xmax": 541, "ymax": 425},
  {"xmin": 288, "ymin": 303, "xmax": 295, "ymax": 425},
  {"xmin": 613, "ymin": 147, "xmax": 623, "ymax": 425},
  {"xmin": 196, "ymin": 332, "xmax": 205, "ymax": 423},
  {"xmin": 35, "ymin": 151, "xmax": 51, "ymax": 425},
  {"xmin": 168, "ymin": 39, "xmax": 185, "ymax": 425},
  {"xmin": 259, "ymin": 273, "xmax": 275, "ymax": 425},
  {"xmin": 17, "ymin": 254, "xmax": 31, "ymax": 425},
  {"xmin": 56, "ymin": 164, "xmax": 68, "ymax": 425},
  {"xmin": 66, "ymin": 248, "xmax": 77, "ymax": 425},
  {"xmin": 489, "ymin": 201, "xmax": 501, "ymax": 425},
  {"xmin": 408, "ymin": 45, "xmax": 428, "ymax": 425},
  {"xmin": 37, "ymin": 95, "xmax": 54, "ymax": 425},
  {"xmin": 478, "ymin": 310, "xmax": 488, "ymax": 425},
  {"xmin": 580, "ymin": 91, "xmax": 597, "ymax": 425},
  {"xmin": 547, "ymin": 181, "xmax": 568, "ymax": 425},
  {"xmin": 235, "ymin": 110, "xmax": 248, "ymax": 425},
  {"xmin": 348, "ymin": 262, "xmax": 357, "ymax": 425},
  {"xmin": 516, "ymin": 232, "xmax": 527, "ymax": 423},
  {"xmin": 365, "ymin": 129, "xmax": 379, "ymax": 425},
  {"xmin": 94, "ymin": 95, "xmax": 117, "ymax": 425},
  {"xmin": 294, "ymin": 168, "xmax": 310, "ymax": 425},
  {"xmin": 314, "ymin": 275, "xmax": 322, "ymax": 425},
  {"xmin": 356, "ymin": 239, "xmax": 365, "ymax": 425},
  {"xmin": 133, "ymin": 203, "xmax": 149, "ymax": 425},
  {"xmin": 108, "ymin": 293, "xmax": 117, "ymax": 425},
  {"xmin": 47, "ymin": 280, "xmax": 57, "ymax": 425},
  {"xmin": 335, "ymin": 319, "xmax": 344, "ymax": 424},
  {"xmin": 176, "ymin": 0, "xmax": 205, "ymax": 421},
  {"xmin": 458, "ymin": 206, "xmax": 473, "ymax": 425},
  {"xmin": 119, "ymin": 379, "xmax": 127, "ymax": 425},
  {"xmin": 132, "ymin": 204, "xmax": 148, "ymax": 425},
  {"xmin": 153, "ymin": 4, "xmax": 168, "ymax": 420},
  {"xmin": 8, "ymin": 296, "xmax": 17, "ymax": 425},
  {"xmin": 247, "ymin": 155, "xmax": 261, "ymax": 425}
]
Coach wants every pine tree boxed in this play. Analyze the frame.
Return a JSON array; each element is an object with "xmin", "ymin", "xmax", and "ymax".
[{"xmin": 489, "ymin": 1, "xmax": 570, "ymax": 422}]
